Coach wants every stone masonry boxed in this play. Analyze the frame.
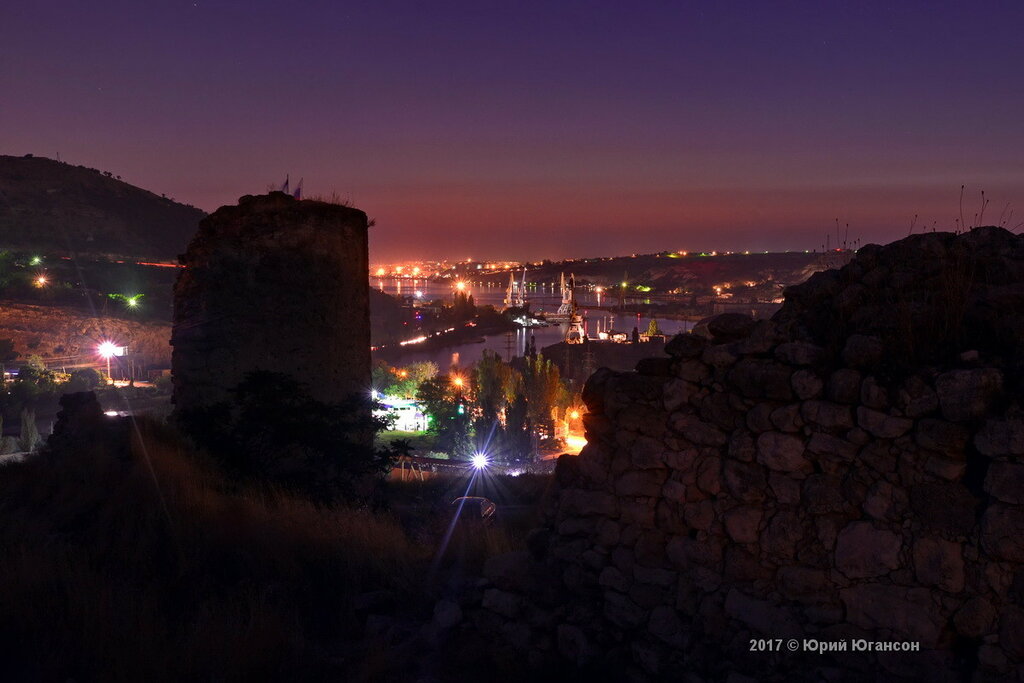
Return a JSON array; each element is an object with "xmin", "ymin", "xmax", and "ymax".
[
  {"xmin": 464, "ymin": 228, "xmax": 1024, "ymax": 682},
  {"xmin": 171, "ymin": 192, "xmax": 371, "ymax": 415}
]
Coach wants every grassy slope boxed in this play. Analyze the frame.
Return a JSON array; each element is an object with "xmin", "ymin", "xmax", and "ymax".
[
  {"xmin": 0, "ymin": 417, "xmax": 553, "ymax": 682},
  {"xmin": 0, "ymin": 419, "xmax": 424, "ymax": 681}
]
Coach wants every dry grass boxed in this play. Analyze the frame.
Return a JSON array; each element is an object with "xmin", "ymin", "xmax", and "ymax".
[{"xmin": 0, "ymin": 418, "xmax": 430, "ymax": 682}]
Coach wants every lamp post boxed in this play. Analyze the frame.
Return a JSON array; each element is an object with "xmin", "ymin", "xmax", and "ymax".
[{"xmin": 98, "ymin": 341, "xmax": 119, "ymax": 384}]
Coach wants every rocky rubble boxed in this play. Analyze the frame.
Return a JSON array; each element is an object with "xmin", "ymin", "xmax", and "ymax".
[{"xmin": 460, "ymin": 228, "xmax": 1024, "ymax": 681}]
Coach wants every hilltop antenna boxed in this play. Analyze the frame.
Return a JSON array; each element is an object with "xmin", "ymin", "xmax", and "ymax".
[{"xmin": 281, "ymin": 174, "xmax": 290, "ymax": 194}]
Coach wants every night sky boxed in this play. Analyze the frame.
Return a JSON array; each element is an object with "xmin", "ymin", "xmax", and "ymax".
[{"xmin": 3, "ymin": 1, "xmax": 1023, "ymax": 261}]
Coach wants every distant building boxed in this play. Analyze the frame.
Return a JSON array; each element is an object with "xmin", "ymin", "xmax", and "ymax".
[
  {"xmin": 597, "ymin": 330, "xmax": 630, "ymax": 343},
  {"xmin": 374, "ymin": 395, "xmax": 429, "ymax": 432}
]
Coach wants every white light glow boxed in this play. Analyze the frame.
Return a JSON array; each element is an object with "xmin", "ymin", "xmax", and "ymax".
[{"xmin": 97, "ymin": 341, "xmax": 119, "ymax": 359}]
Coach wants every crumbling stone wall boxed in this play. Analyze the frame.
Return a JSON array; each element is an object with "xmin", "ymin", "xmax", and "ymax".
[
  {"xmin": 171, "ymin": 192, "xmax": 370, "ymax": 414},
  {"xmin": 468, "ymin": 228, "xmax": 1024, "ymax": 681}
]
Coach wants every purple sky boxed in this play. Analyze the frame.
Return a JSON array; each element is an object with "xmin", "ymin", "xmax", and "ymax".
[{"xmin": 3, "ymin": 1, "xmax": 1023, "ymax": 261}]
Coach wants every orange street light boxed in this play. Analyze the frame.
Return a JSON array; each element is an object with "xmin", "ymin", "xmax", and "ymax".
[{"xmin": 452, "ymin": 375, "xmax": 464, "ymax": 388}]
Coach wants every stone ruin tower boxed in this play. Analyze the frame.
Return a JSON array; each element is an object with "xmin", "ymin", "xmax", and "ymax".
[{"xmin": 170, "ymin": 192, "xmax": 370, "ymax": 416}]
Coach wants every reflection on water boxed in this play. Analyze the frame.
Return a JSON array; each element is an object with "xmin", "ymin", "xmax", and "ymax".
[
  {"xmin": 375, "ymin": 278, "xmax": 626, "ymax": 313},
  {"xmin": 373, "ymin": 279, "xmax": 694, "ymax": 369}
]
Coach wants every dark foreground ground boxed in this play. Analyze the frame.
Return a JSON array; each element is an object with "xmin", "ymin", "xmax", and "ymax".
[{"xmin": 0, "ymin": 413, "xmax": 556, "ymax": 682}]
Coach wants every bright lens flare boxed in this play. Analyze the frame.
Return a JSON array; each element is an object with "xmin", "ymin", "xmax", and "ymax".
[
  {"xmin": 97, "ymin": 341, "xmax": 118, "ymax": 359},
  {"xmin": 455, "ymin": 281, "xmax": 466, "ymax": 291},
  {"xmin": 471, "ymin": 454, "xmax": 488, "ymax": 469}
]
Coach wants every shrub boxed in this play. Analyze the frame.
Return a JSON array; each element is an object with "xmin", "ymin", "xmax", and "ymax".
[{"xmin": 177, "ymin": 371, "xmax": 397, "ymax": 504}]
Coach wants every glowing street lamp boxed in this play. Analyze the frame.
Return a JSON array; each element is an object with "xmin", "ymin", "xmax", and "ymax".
[
  {"xmin": 34, "ymin": 275, "xmax": 48, "ymax": 288},
  {"xmin": 471, "ymin": 453, "xmax": 489, "ymax": 470},
  {"xmin": 97, "ymin": 341, "xmax": 119, "ymax": 382},
  {"xmin": 451, "ymin": 375, "xmax": 464, "ymax": 389}
]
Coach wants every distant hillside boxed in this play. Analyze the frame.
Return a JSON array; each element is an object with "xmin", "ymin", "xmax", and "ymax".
[{"xmin": 0, "ymin": 154, "xmax": 206, "ymax": 260}]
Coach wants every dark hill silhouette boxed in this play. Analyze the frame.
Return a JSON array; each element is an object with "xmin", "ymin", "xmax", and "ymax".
[{"xmin": 0, "ymin": 154, "xmax": 205, "ymax": 259}]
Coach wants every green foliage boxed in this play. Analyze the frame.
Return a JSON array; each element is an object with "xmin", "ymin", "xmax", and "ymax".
[
  {"xmin": 3, "ymin": 360, "xmax": 57, "ymax": 415},
  {"xmin": 152, "ymin": 374, "xmax": 172, "ymax": 394},
  {"xmin": 416, "ymin": 374, "xmax": 473, "ymax": 458},
  {"xmin": 66, "ymin": 368, "xmax": 103, "ymax": 393},
  {"xmin": 0, "ymin": 338, "xmax": 17, "ymax": 364},
  {"xmin": 521, "ymin": 354, "xmax": 569, "ymax": 438},
  {"xmin": 178, "ymin": 371, "xmax": 397, "ymax": 503},
  {"xmin": 17, "ymin": 409, "xmax": 40, "ymax": 453},
  {"xmin": 503, "ymin": 393, "xmax": 531, "ymax": 458},
  {"xmin": 451, "ymin": 291, "xmax": 476, "ymax": 321},
  {"xmin": 473, "ymin": 350, "xmax": 517, "ymax": 422},
  {"xmin": 405, "ymin": 361, "xmax": 439, "ymax": 389},
  {"xmin": 372, "ymin": 360, "xmax": 439, "ymax": 399}
]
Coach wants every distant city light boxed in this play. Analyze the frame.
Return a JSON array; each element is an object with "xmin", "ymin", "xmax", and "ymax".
[
  {"xmin": 399, "ymin": 335, "xmax": 428, "ymax": 346},
  {"xmin": 375, "ymin": 267, "xmax": 386, "ymax": 276},
  {"xmin": 34, "ymin": 275, "xmax": 48, "ymax": 288},
  {"xmin": 412, "ymin": 266, "xmax": 421, "ymax": 276},
  {"xmin": 30, "ymin": 256, "xmax": 42, "ymax": 266},
  {"xmin": 415, "ymin": 290, "xmax": 423, "ymax": 298},
  {"xmin": 455, "ymin": 281, "xmax": 467, "ymax": 291}
]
